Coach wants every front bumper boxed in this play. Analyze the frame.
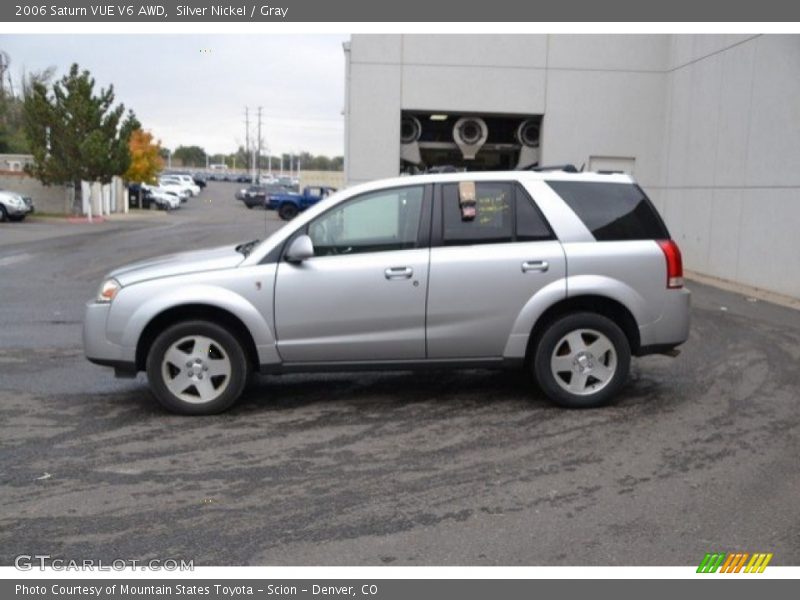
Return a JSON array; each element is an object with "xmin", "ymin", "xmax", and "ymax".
[
  {"xmin": 3, "ymin": 204, "xmax": 29, "ymax": 217},
  {"xmin": 83, "ymin": 301, "xmax": 136, "ymax": 371}
]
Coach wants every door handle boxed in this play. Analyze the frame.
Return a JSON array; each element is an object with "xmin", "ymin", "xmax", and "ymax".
[
  {"xmin": 521, "ymin": 260, "xmax": 549, "ymax": 273},
  {"xmin": 384, "ymin": 266, "xmax": 413, "ymax": 280}
]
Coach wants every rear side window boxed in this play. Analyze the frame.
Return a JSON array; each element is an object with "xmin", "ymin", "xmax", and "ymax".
[
  {"xmin": 547, "ymin": 181, "xmax": 669, "ymax": 241},
  {"xmin": 516, "ymin": 184, "xmax": 554, "ymax": 241}
]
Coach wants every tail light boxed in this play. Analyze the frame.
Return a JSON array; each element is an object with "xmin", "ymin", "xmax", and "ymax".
[{"xmin": 657, "ymin": 240, "xmax": 684, "ymax": 289}]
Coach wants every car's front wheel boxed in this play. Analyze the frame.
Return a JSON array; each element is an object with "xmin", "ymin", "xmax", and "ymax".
[
  {"xmin": 532, "ymin": 312, "xmax": 630, "ymax": 409},
  {"xmin": 278, "ymin": 203, "xmax": 299, "ymax": 220},
  {"xmin": 146, "ymin": 320, "xmax": 249, "ymax": 415}
]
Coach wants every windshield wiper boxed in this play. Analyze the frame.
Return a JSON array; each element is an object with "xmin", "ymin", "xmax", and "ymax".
[{"xmin": 235, "ymin": 239, "xmax": 260, "ymax": 257}]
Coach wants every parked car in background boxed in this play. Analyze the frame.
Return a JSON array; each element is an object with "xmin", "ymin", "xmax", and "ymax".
[
  {"xmin": 84, "ymin": 169, "xmax": 689, "ymax": 415},
  {"xmin": 128, "ymin": 183, "xmax": 181, "ymax": 211},
  {"xmin": 128, "ymin": 183, "xmax": 150, "ymax": 209},
  {"xmin": 277, "ymin": 176, "xmax": 299, "ymax": 191},
  {"xmin": 258, "ymin": 174, "xmax": 279, "ymax": 186},
  {"xmin": 157, "ymin": 179, "xmax": 192, "ymax": 202},
  {"xmin": 164, "ymin": 171, "xmax": 207, "ymax": 189},
  {"xmin": 160, "ymin": 175, "xmax": 200, "ymax": 197},
  {"xmin": 0, "ymin": 190, "xmax": 34, "ymax": 222},
  {"xmin": 143, "ymin": 185, "xmax": 181, "ymax": 211},
  {"xmin": 236, "ymin": 183, "xmax": 291, "ymax": 208},
  {"xmin": 268, "ymin": 185, "xmax": 337, "ymax": 220}
]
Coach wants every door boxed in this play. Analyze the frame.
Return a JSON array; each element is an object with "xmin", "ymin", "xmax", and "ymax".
[
  {"xmin": 275, "ymin": 184, "xmax": 431, "ymax": 362},
  {"xmin": 426, "ymin": 181, "xmax": 566, "ymax": 358}
]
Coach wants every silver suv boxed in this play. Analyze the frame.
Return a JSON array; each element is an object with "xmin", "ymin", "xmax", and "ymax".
[{"xmin": 84, "ymin": 171, "xmax": 690, "ymax": 414}]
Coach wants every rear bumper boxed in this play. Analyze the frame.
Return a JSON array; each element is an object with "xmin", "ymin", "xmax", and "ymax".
[
  {"xmin": 638, "ymin": 287, "xmax": 691, "ymax": 351},
  {"xmin": 83, "ymin": 301, "xmax": 136, "ymax": 369}
]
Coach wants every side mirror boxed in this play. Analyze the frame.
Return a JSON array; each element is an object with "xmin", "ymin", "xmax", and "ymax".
[{"xmin": 285, "ymin": 234, "xmax": 314, "ymax": 263}]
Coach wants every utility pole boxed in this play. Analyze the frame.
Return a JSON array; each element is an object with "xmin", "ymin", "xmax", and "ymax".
[
  {"xmin": 256, "ymin": 106, "xmax": 262, "ymax": 184},
  {"xmin": 244, "ymin": 106, "xmax": 250, "ymax": 180}
]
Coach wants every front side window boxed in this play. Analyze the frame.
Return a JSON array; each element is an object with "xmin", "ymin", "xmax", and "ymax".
[
  {"xmin": 443, "ymin": 182, "xmax": 513, "ymax": 245},
  {"xmin": 308, "ymin": 186, "xmax": 424, "ymax": 256}
]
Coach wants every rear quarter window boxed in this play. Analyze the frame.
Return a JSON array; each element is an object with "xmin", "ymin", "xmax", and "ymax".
[{"xmin": 547, "ymin": 181, "xmax": 669, "ymax": 241}]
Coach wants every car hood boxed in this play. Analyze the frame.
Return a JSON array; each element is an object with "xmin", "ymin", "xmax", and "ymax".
[{"xmin": 109, "ymin": 244, "xmax": 246, "ymax": 286}]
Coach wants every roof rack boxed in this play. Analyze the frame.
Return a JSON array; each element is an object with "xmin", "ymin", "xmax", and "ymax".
[
  {"xmin": 522, "ymin": 164, "xmax": 580, "ymax": 173},
  {"xmin": 425, "ymin": 165, "xmax": 461, "ymax": 174}
]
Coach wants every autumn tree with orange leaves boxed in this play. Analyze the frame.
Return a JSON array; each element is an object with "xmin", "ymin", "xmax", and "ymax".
[{"xmin": 125, "ymin": 129, "xmax": 163, "ymax": 184}]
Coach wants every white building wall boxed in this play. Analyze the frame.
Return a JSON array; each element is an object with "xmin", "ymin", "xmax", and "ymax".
[
  {"xmin": 659, "ymin": 35, "xmax": 800, "ymax": 298},
  {"xmin": 345, "ymin": 34, "xmax": 800, "ymax": 298}
]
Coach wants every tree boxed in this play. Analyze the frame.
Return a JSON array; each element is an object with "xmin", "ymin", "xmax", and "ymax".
[
  {"xmin": 0, "ymin": 52, "xmax": 54, "ymax": 154},
  {"xmin": 172, "ymin": 145, "xmax": 206, "ymax": 167},
  {"xmin": 125, "ymin": 129, "xmax": 163, "ymax": 184},
  {"xmin": 23, "ymin": 63, "xmax": 138, "ymax": 212}
]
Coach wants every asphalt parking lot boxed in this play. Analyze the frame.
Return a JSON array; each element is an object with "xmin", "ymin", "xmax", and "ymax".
[{"xmin": 1, "ymin": 181, "xmax": 799, "ymax": 566}]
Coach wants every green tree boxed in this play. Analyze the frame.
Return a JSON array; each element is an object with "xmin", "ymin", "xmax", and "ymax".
[
  {"xmin": 208, "ymin": 153, "xmax": 228, "ymax": 167},
  {"xmin": 23, "ymin": 63, "xmax": 138, "ymax": 212},
  {"xmin": 0, "ymin": 52, "xmax": 54, "ymax": 153},
  {"xmin": 172, "ymin": 145, "xmax": 206, "ymax": 167}
]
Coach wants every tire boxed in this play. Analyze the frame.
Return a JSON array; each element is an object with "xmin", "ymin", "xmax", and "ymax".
[
  {"xmin": 146, "ymin": 320, "xmax": 250, "ymax": 415},
  {"xmin": 0, "ymin": 206, "xmax": 7, "ymax": 222},
  {"xmin": 278, "ymin": 203, "xmax": 299, "ymax": 221},
  {"xmin": 246, "ymin": 203, "xmax": 254, "ymax": 209},
  {"xmin": 532, "ymin": 312, "xmax": 630, "ymax": 409}
]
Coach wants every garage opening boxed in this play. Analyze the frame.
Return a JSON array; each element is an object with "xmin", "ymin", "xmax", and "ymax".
[{"xmin": 400, "ymin": 111, "xmax": 543, "ymax": 174}]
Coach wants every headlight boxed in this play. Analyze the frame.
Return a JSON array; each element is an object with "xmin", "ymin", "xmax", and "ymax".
[{"xmin": 96, "ymin": 278, "xmax": 121, "ymax": 303}]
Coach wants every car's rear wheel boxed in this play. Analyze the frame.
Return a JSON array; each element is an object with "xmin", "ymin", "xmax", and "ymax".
[
  {"xmin": 532, "ymin": 312, "xmax": 630, "ymax": 409},
  {"xmin": 0, "ymin": 206, "xmax": 8, "ymax": 222},
  {"xmin": 146, "ymin": 320, "xmax": 249, "ymax": 415},
  {"xmin": 278, "ymin": 203, "xmax": 299, "ymax": 220}
]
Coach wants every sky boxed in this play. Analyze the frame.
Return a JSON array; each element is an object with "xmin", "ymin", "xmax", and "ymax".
[{"xmin": 1, "ymin": 34, "xmax": 349, "ymax": 157}]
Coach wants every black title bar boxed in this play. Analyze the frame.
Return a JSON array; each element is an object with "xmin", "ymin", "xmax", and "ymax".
[{"xmin": 3, "ymin": 0, "xmax": 800, "ymax": 22}]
